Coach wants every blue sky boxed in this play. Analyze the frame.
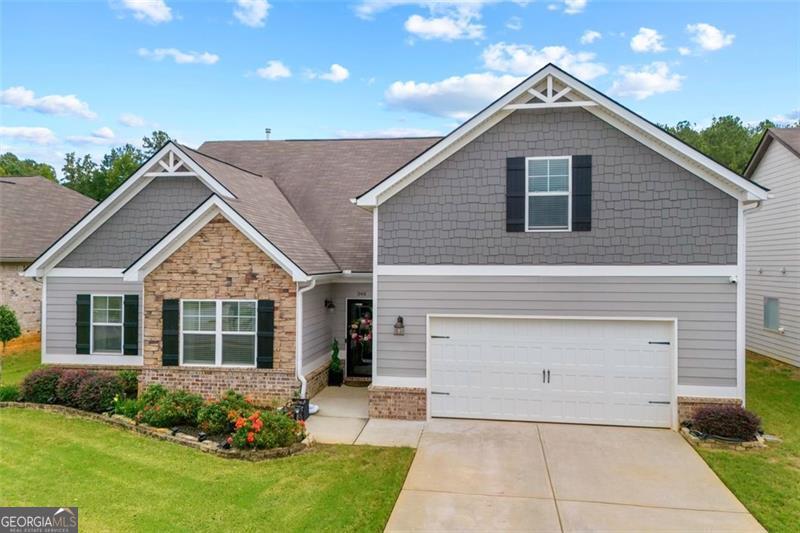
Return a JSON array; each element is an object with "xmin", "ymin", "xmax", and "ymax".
[{"xmin": 2, "ymin": 0, "xmax": 799, "ymax": 174}]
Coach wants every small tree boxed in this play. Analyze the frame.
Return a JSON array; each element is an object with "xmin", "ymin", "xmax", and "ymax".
[{"xmin": 0, "ymin": 305, "xmax": 21, "ymax": 352}]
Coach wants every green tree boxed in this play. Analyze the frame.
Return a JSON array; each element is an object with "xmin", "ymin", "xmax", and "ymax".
[
  {"xmin": 0, "ymin": 305, "xmax": 21, "ymax": 352},
  {"xmin": 142, "ymin": 130, "xmax": 173, "ymax": 157},
  {"xmin": 0, "ymin": 152, "xmax": 57, "ymax": 181}
]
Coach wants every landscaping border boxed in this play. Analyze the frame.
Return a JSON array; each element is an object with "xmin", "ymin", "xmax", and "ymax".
[
  {"xmin": 680, "ymin": 426, "xmax": 766, "ymax": 451},
  {"xmin": 0, "ymin": 402, "xmax": 311, "ymax": 461}
]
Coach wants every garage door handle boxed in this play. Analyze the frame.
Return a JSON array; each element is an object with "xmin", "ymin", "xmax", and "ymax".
[
  {"xmin": 648, "ymin": 341, "xmax": 671, "ymax": 345},
  {"xmin": 431, "ymin": 391, "xmax": 450, "ymax": 395},
  {"xmin": 648, "ymin": 401, "xmax": 671, "ymax": 405},
  {"xmin": 431, "ymin": 335, "xmax": 450, "ymax": 339}
]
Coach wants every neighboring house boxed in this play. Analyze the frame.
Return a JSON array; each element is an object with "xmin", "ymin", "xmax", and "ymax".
[
  {"xmin": 744, "ymin": 128, "xmax": 800, "ymax": 366},
  {"xmin": 0, "ymin": 176, "xmax": 95, "ymax": 334},
  {"xmin": 24, "ymin": 64, "xmax": 768, "ymax": 430}
]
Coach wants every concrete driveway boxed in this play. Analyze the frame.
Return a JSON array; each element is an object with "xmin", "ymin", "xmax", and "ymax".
[{"xmin": 386, "ymin": 419, "xmax": 764, "ymax": 532}]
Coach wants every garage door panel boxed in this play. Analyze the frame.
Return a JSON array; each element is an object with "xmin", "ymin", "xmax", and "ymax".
[{"xmin": 430, "ymin": 317, "xmax": 673, "ymax": 428}]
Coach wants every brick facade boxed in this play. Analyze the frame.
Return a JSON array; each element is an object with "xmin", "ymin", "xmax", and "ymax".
[
  {"xmin": 142, "ymin": 214, "xmax": 298, "ymax": 402},
  {"xmin": 1, "ymin": 262, "xmax": 40, "ymax": 333},
  {"xmin": 368, "ymin": 386, "xmax": 427, "ymax": 420},
  {"xmin": 305, "ymin": 362, "xmax": 330, "ymax": 399},
  {"xmin": 677, "ymin": 396, "xmax": 743, "ymax": 423}
]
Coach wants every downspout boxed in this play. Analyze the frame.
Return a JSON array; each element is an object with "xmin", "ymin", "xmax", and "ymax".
[{"xmin": 295, "ymin": 279, "xmax": 316, "ymax": 399}]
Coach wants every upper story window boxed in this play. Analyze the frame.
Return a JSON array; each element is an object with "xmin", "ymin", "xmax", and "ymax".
[
  {"xmin": 181, "ymin": 300, "xmax": 257, "ymax": 367},
  {"xmin": 92, "ymin": 295, "xmax": 124, "ymax": 354},
  {"xmin": 526, "ymin": 156, "xmax": 571, "ymax": 232}
]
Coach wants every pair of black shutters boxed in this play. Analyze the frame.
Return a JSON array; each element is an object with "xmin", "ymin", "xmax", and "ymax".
[
  {"xmin": 76, "ymin": 294, "xmax": 139, "ymax": 355},
  {"xmin": 161, "ymin": 299, "xmax": 275, "ymax": 368},
  {"xmin": 506, "ymin": 155, "xmax": 592, "ymax": 232},
  {"xmin": 77, "ymin": 296, "xmax": 275, "ymax": 368}
]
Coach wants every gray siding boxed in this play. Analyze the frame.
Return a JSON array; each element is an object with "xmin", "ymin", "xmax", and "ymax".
[
  {"xmin": 746, "ymin": 141, "xmax": 800, "ymax": 366},
  {"xmin": 58, "ymin": 176, "xmax": 211, "ymax": 268},
  {"xmin": 45, "ymin": 277, "xmax": 143, "ymax": 355},
  {"xmin": 379, "ymin": 107, "xmax": 738, "ymax": 265},
  {"xmin": 377, "ymin": 275, "xmax": 737, "ymax": 387}
]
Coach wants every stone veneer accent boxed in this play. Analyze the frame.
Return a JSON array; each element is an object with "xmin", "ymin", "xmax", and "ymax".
[
  {"xmin": 304, "ymin": 363, "xmax": 330, "ymax": 399},
  {"xmin": 677, "ymin": 396, "xmax": 743, "ymax": 423},
  {"xmin": 369, "ymin": 386, "xmax": 427, "ymax": 420},
  {"xmin": 0, "ymin": 262, "xmax": 41, "ymax": 333},
  {"xmin": 142, "ymin": 214, "xmax": 298, "ymax": 402}
]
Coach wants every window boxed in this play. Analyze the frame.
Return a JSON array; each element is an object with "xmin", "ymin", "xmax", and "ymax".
[
  {"xmin": 764, "ymin": 297, "xmax": 780, "ymax": 331},
  {"xmin": 92, "ymin": 295, "xmax": 123, "ymax": 354},
  {"xmin": 526, "ymin": 156, "xmax": 571, "ymax": 231},
  {"xmin": 181, "ymin": 300, "xmax": 256, "ymax": 367}
]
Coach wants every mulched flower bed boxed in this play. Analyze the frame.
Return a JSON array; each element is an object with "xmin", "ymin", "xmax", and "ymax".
[{"xmin": 0, "ymin": 402, "xmax": 311, "ymax": 461}]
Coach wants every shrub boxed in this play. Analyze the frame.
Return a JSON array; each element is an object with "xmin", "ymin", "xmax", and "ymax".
[
  {"xmin": 692, "ymin": 404, "xmax": 761, "ymax": 441},
  {"xmin": 0, "ymin": 384, "xmax": 20, "ymax": 401},
  {"xmin": 117, "ymin": 370, "xmax": 139, "ymax": 398},
  {"xmin": 228, "ymin": 410, "xmax": 305, "ymax": 450},
  {"xmin": 0, "ymin": 305, "xmax": 21, "ymax": 352},
  {"xmin": 197, "ymin": 390, "xmax": 254, "ymax": 434},
  {"xmin": 55, "ymin": 370, "xmax": 93, "ymax": 407},
  {"xmin": 137, "ymin": 387, "xmax": 204, "ymax": 428},
  {"xmin": 74, "ymin": 373, "xmax": 123, "ymax": 413},
  {"xmin": 113, "ymin": 396, "xmax": 142, "ymax": 418},
  {"xmin": 140, "ymin": 384, "xmax": 169, "ymax": 405},
  {"xmin": 20, "ymin": 367, "xmax": 64, "ymax": 403}
]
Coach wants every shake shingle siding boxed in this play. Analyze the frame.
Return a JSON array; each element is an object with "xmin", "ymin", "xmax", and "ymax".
[{"xmin": 378, "ymin": 108, "xmax": 738, "ymax": 265}]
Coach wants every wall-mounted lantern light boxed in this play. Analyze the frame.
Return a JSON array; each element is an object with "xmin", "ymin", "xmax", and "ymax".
[
  {"xmin": 324, "ymin": 299, "xmax": 336, "ymax": 310},
  {"xmin": 394, "ymin": 316, "xmax": 405, "ymax": 336}
]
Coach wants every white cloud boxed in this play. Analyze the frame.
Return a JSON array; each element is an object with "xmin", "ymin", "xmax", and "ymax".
[
  {"xmin": 336, "ymin": 127, "xmax": 442, "ymax": 138},
  {"xmin": 630, "ymin": 27, "xmax": 666, "ymax": 53},
  {"xmin": 385, "ymin": 72, "xmax": 523, "ymax": 120},
  {"xmin": 482, "ymin": 42, "xmax": 607, "ymax": 80},
  {"xmin": 506, "ymin": 16, "xmax": 522, "ymax": 31},
  {"xmin": 773, "ymin": 109, "xmax": 800, "ymax": 125},
  {"xmin": 66, "ymin": 127, "xmax": 117, "ymax": 145},
  {"xmin": 580, "ymin": 30, "xmax": 601, "ymax": 44},
  {"xmin": 234, "ymin": 0, "xmax": 270, "ymax": 27},
  {"xmin": 404, "ymin": 12, "xmax": 484, "ymax": 40},
  {"xmin": 563, "ymin": 0, "xmax": 587, "ymax": 14},
  {"xmin": 686, "ymin": 23, "xmax": 734, "ymax": 51},
  {"xmin": 138, "ymin": 48, "xmax": 219, "ymax": 65},
  {"xmin": 678, "ymin": 47, "xmax": 691, "ymax": 56},
  {"xmin": 120, "ymin": 0, "xmax": 172, "ymax": 24},
  {"xmin": 0, "ymin": 126, "xmax": 57, "ymax": 145},
  {"xmin": 308, "ymin": 64, "xmax": 350, "ymax": 83},
  {"xmin": 608, "ymin": 62, "xmax": 684, "ymax": 100},
  {"xmin": 119, "ymin": 113, "xmax": 146, "ymax": 127},
  {"xmin": 356, "ymin": 1, "xmax": 488, "ymax": 41},
  {"xmin": 93, "ymin": 126, "xmax": 115, "ymax": 139},
  {"xmin": 256, "ymin": 60, "xmax": 291, "ymax": 80},
  {"xmin": 0, "ymin": 86, "xmax": 97, "ymax": 119}
]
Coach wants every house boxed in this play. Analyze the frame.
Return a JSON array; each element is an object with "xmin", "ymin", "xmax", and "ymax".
[
  {"xmin": 744, "ymin": 128, "xmax": 800, "ymax": 366},
  {"xmin": 0, "ymin": 176, "xmax": 95, "ymax": 335},
  {"xmin": 24, "ymin": 64, "xmax": 768, "ymax": 429}
]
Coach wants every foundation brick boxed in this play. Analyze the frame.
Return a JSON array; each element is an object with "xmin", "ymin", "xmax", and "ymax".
[
  {"xmin": 305, "ymin": 363, "xmax": 330, "ymax": 399},
  {"xmin": 369, "ymin": 386, "xmax": 427, "ymax": 420},
  {"xmin": 677, "ymin": 396, "xmax": 743, "ymax": 423}
]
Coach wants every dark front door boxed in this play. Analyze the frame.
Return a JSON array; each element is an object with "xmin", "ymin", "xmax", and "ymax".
[{"xmin": 346, "ymin": 299, "xmax": 373, "ymax": 378}]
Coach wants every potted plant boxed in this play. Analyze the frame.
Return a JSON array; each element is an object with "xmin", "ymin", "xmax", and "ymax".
[{"xmin": 328, "ymin": 338, "xmax": 344, "ymax": 386}]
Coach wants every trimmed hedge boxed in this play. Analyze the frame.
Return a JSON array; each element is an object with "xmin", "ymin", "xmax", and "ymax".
[
  {"xmin": 55, "ymin": 370, "xmax": 92, "ymax": 407},
  {"xmin": 75, "ymin": 373, "xmax": 123, "ymax": 413},
  {"xmin": 20, "ymin": 367, "xmax": 63, "ymax": 404},
  {"xmin": 692, "ymin": 404, "xmax": 761, "ymax": 441},
  {"xmin": 136, "ymin": 385, "xmax": 204, "ymax": 428}
]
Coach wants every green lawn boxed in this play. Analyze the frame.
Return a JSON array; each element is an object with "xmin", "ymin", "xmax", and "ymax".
[
  {"xmin": 0, "ymin": 346, "xmax": 41, "ymax": 385},
  {"xmin": 0, "ymin": 408, "xmax": 414, "ymax": 532},
  {"xmin": 698, "ymin": 354, "xmax": 800, "ymax": 532}
]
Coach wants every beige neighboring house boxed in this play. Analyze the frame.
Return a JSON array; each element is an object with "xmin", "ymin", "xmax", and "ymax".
[
  {"xmin": 0, "ymin": 176, "xmax": 96, "ymax": 334},
  {"xmin": 744, "ymin": 128, "xmax": 800, "ymax": 366}
]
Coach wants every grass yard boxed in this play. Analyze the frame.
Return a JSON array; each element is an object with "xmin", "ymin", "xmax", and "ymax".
[
  {"xmin": 0, "ymin": 345, "xmax": 41, "ymax": 385},
  {"xmin": 0, "ymin": 408, "xmax": 414, "ymax": 532},
  {"xmin": 698, "ymin": 354, "xmax": 800, "ymax": 532}
]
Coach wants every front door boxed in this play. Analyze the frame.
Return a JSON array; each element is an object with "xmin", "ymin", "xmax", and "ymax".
[{"xmin": 346, "ymin": 299, "xmax": 373, "ymax": 378}]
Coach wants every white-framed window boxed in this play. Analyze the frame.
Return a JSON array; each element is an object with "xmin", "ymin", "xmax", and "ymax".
[
  {"xmin": 764, "ymin": 297, "xmax": 780, "ymax": 331},
  {"xmin": 180, "ymin": 299, "xmax": 257, "ymax": 367},
  {"xmin": 525, "ymin": 156, "xmax": 571, "ymax": 232},
  {"xmin": 91, "ymin": 295, "xmax": 124, "ymax": 354}
]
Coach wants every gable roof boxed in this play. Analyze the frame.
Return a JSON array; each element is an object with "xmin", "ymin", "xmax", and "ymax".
[
  {"xmin": 0, "ymin": 176, "xmax": 95, "ymax": 262},
  {"xmin": 356, "ymin": 63, "xmax": 769, "ymax": 206},
  {"xmin": 745, "ymin": 127, "xmax": 800, "ymax": 178}
]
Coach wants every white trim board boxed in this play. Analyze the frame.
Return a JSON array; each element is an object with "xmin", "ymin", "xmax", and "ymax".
[
  {"xmin": 48, "ymin": 268, "xmax": 124, "ymax": 278},
  {"xmin": 675, "ymin": 385, "xmax": 741, "ymax": 399},
  {"xmin": 43, "ymin": 353, "xmax": 143, "ymax": 366},
  {"xmin": 355, "ymin": 65, "xmax": 768, "ymax": 207},
  {"xmin": 376, "ymin": 265, "xmax": 739, "ymax": 277}
]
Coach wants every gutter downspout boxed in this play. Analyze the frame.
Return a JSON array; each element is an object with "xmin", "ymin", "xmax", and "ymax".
[{"xmin": 296, "ymin": 279, "xmax": 316, "ymax": 399}]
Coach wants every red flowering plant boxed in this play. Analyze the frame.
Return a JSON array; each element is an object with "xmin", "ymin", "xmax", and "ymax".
[{"xmin": 227, "ymin": 409, "xmax": 306, "ymax": 450}]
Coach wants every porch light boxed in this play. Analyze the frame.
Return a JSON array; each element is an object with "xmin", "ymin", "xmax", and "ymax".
[
  {"xmin": 324, "ymin": 299, "xmax": 336, "ymax": 310},
  {"xmin": 394, "ymin": 316, "xmax": 405, "ymax": 336}
]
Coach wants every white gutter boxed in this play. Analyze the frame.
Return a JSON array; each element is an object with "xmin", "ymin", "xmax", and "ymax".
[{"xmin": 295, "ymin": 279, "xmax": 316, "ymax": 398}]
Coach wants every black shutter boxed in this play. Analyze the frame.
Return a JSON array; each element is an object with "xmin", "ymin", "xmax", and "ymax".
[
  {"xmin": 123, "ymin": 294, "xmax": 139, "ymax": 355},
  {"xmin": 257, "ymin": 300, "xmax": 275, "ymax": 369},
  {"xmin": 506, "ymin": 157, "xmax": 526, "ymax": 232},
  {"xmin": 572, "ymin": 155, "xmax": 592, "ymax": 232},
  {"xmin": 162, "ymin": 299, "xmax": 179, "ymax": 366},
  {"xmin": 76, "ymin": 294, "xmax": 91, "ymax": 354}
]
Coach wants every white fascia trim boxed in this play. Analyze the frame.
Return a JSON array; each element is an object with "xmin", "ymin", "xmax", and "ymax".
[
  {"xmin": 310, "ymin": 272, "xmax": 372, "ymax": 285},
  {"xmin": 43, "ymin": 353, "xmax": 143, "ymax": 366},
  {"xmin": 48, "ymin": 268, "xmax": 124, "ymax": 278},
  {"xmin": 123, "ymin": 196, "xmax": 310, "ymax": 282},
  {"xmin": 736, "ymin": 202, "xmax": 746, "ymax": 403},
  {"xmin": 372, "ymin": 376, "xmax": 427, "ymax": 388},
  {"xmin": 23, "ymin": 142, "xmax": 235, "ymax": 278},
  {"xmin": 676, "ymin": 385, "xmax": 741, "ymax": 399},
  {"xmin": 376, "ymin": 265, "xmax": 739, "ymax": 277}
]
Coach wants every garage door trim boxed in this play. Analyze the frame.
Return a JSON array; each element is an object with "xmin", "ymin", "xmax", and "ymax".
[{"xmin": 425, "ymin": 313, "xmax": 679, "ymax": 430}]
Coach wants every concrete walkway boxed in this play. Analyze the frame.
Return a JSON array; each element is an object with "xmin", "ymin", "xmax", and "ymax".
[
  {"xmin": 305, "ymin": 385, "xmax": 424, "ymax": 447},
  {"xmin": 386, "ymin": 419, "xmax": 764, "ymax": 532}
]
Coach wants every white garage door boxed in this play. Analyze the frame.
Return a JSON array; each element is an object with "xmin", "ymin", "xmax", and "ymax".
[{"xmin": 429, "ymin": 316, "xmax": 673, "ymax": 428}]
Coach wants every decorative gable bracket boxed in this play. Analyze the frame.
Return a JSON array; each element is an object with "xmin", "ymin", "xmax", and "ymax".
[
  {"xmin": 504, "ymin": 74, "xmax": 597, "ymax": 111},
  {"xmin": 146, "ymin": 150, "xmax": 194, "ymax": 176}
]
